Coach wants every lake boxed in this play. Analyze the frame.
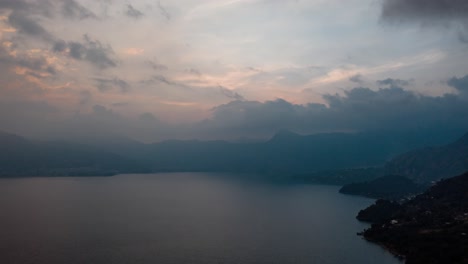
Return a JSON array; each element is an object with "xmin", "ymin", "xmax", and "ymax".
[{"xmin": 0, "ymin": 173, "xmax": 401, "ymax": 264}]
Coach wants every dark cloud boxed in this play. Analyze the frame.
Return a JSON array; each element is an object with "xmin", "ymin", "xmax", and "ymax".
[
  {"xmin": 92, "ymin": 104, "xmax": 115, "ymax": 117},
  {"xmin": 186, "ymin": 68, "xmax": 202, "ymax": 76},
  {"xmin": 381, "ymin": 0, "xmax": 468, "ymax": 22},
  {"xmin": 126, "ymin": 4, "xmax": 144, "ymax": 19},
  {"xmin": 349, "ymin": 74, "xmax": 364, "ymax": 84},
  {"xmin": 381, "ymin": 0, "xmax": 468, "ymax": 42},
  {"xmin": 52, "ymin": 39, "xmax": 67, "ymax": 52},
  {"xmin": 0, "ymin": 0, "xmax": 54, "ymax": 18},
  {"xmin": 0, "ymin": 0, "xmax": 28, "ymax": 10},
  {"xmin": 7, "ymin": 11, "xmax": 54, "ymax": 41},
  {"xmin": 448, "ymin": 74, "xmax": 468, "ymax": 92},
  {"xmin": 18, "ymin": 57, "xmax": 56, "ymax": 76},
  {"xmin": 459, "ymin": 31, "xmax": 468, "ymax": 43},
  {"xmin": 247, "ymin": 66, "xmax": 263, "ymax": 73},
  {"xmin": 93, "ymin": 77, "xmax": 130, "ymax": 93},
  {"xmin": 377, "ymin": 78, "xmax": 411, "ymax": 87},
  {"xmin": 3, "ymin": 84, "xmax": 468, "ymax": 142},
  {"xmin": 112, "ymin": 102, "xmax": 129, "ymax": 107},
  {"xmin": 139, "ymin": 112, "xmax": 159, "ymax": 123},
  {"xmin": 145, "ymin": 60, "xmax": 168, "ymax": 71},
  {"xmin": 62, "ymin": 0, "xmax": 97, "ymax": 20},
  {"xmin": 157, "ymin": 1, "xmax": 171, "ymax": 21},
  {"xmin": 152, "ymin": 75, "xmax": 179, "ymax": 86},
  {"xmin": 0, "ymin": 43, "xmax": 56, "ymax": 78},
  {"xmin": 206, "ymin": 99, "xmax": 320, "ymax": 137},
  {"xmin": 219, "ymin": 86, "xmax": 245, "ymax": 101},
  {"xmin": 3, "ymin": 1, "xmax": 116, "ymax": 70},
  {"xmin": 79, "ymin": 90, "xmax": 92, "ymax": 105},
  {"xmin": 201, "ymin": 86, "xmax": 468, "ymax": 139},
  {"xmin": 68, "ymin": 41, "xmax": 86, "ymax": 59},
  {"xmin": 53, "ymin": 35, "xmax": 118, "ymax": 69},
  {"xmin": 82, "ymin": 34, "xmax": 117, "ymax": 69}
]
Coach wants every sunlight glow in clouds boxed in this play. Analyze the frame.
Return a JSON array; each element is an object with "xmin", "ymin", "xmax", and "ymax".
[{"xmin": 0, "ymin": 0, "xmax": 467, "ymax": 141}]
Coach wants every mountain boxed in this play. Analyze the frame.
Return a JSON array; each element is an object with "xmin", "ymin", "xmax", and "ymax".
[
  {"xmin": 339, "ymin": 175, "xmax": 423, "ymax": 199},
  {"xmin": 385, "ymin": 132, "xmax": 468, "ymax": 184},
  {"xmin": 142, "ymin": 130, "xmax": 453, "ymax": 175},
  {"xmin": 290, "ymin": 167, "xmax": 384, "ymax": 185},
  {"xmin": 0, "ymin": 132, "xmax": 150, "ymax": 177},
  {"xmin": 1, "ymin": 129, "xmax": 462, "ymax": 177},
  {"xmin": 357, "ymin": 172, "xmax": 468, "ymax": 264}
]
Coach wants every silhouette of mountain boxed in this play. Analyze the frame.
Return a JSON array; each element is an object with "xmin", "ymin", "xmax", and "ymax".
[
  {"xmin": 339, "ymin": 175, "xmax": 423, "ymax": 199},
  {"xmin": 0, "ymin": 131, "xmax": 150, "ymax": 177},
  {"xmin": 290, "ymin": 167, "xmax": 384, "ymax": 185},
  {"xmin": 1, "ymin": 130, "xmax": 463, "ymax": 177},
  {"xmin": 142, "ymin": 130, "xmax": 455, "ymax": 175},
  {"xmin": 385, "ymin": 132, "xmax": 468, "ymax": 184},
  {"xmin": 357, "ymin": 171, "xmax": 468, "ymax": 264}
]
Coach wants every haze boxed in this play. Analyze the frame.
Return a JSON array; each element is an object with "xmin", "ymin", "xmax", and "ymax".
[{"xmin": 1, "ymin": 0, "xmax": 468, "ymax": 142}]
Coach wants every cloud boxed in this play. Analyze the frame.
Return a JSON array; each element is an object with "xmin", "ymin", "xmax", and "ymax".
[
  {"xmin": 377, "ymin": 78, "xmax": 411, "ymax": 87},
  {"xmin": 7, "ymin": 11, "xmax": 53, "ymax": 41},
  {"xmin": 448, "ymin": 74, "xmax": 468, "ymax": 93},
  {"xmin": 62, "ymin": 0, "xmax": 97, "ymax": 20},
  {"xmin": 0, "ymin": 42, "xmax": 56, "ymax": 80},
  {"xmin": 2, "ymin": 83, "xmax": 468, "ymax": 142},
  {"xmin": 349, "ymin": 74, "xmax": 364, "ymax": 84},
  {"xmin": 0, "ymin": 0, "xmax": 54, "ymax": 18},
  {"xmin": 186, "ymin": 68, "xmax": 202, "ymax": 76},
  {"xmin": 152, "ymin": 74, "xmax": 179, "ymax": 86},
  {"xmin": 381, "ymin": 0, "xmax": 468, "ymax": 22},
  {"xmin": 79, "ymin": 90, "xmax": 92, "ymax": 105},
  {"xmin": 199, "ymin": 86, "xmax": 468, "ymax": 139},
  {"xmin": 126, "ymin": 4, "xmax": 144, "ymax": 19},
  {"xmin": 157, "ymin": 1, "xmax": 171, "ymax": 21},
  {"xmin": 381, "ymin": 0, "xmax": 468, "ymax": 41},
  {"xmin": 219, "ymin": 86, "xmax": 245, "ymax": 101},
  {"xmin": 145, "ymin": 60, "xmax": 168, "ymax": 71},
  {"xmin": 124, "ymin": 48, "xmax": 144, "ymax": 55},
  {"xmin": 93, "ymin": 77, "xmax": 130, "ymax": 93},
  {"xmin": 0, "ymin": 0, "xmax": 29, "ymax": 11},
  {"xmin": 52, "ymin": 39, "xmax": 67, "ymax": 52},
  {"xmin": 53, "ymin": 35, "xmax": 118, "ymax": 69},
  {"xmin": 139, "ymin": 112, "xmax": 159, "ymax": 123}
]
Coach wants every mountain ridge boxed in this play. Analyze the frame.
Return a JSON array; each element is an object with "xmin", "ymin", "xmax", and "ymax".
[
  {"xmin": 357, "ymin": 172, "xmax": 468, "ymax": 264},
  {"xmin": 385, "ymin": 132, "xmax": 468, "ymax": 183}
]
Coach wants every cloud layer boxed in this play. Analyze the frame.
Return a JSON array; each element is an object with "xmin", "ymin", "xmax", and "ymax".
[
  {"xmin": 0, "ymin": 0, "xmax": 468, "ymax": 142},
  {"xmin": 2, "ymin": 78, "xmax": 468, "ymax": 142}
]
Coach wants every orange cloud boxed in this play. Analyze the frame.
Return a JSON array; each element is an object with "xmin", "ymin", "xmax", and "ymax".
[{"xmin": 123, "ymin": 48, "xmax": 145, "ymax": 55}]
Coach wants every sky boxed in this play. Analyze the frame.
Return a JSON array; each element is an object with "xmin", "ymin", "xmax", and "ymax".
[{"xmin": 0, "ymin": 0, "xmax": 468, "ymax": 142}]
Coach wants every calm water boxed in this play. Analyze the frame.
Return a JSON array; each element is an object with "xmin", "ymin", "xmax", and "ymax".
[{"xmin": 0, "ymin": 173, "xmax": 401, "ymax": 264}]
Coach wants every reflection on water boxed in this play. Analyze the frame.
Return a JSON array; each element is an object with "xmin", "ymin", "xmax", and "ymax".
[{"xmin": 0, "ymin": 173, "xmax": 401, "ymax": 264}]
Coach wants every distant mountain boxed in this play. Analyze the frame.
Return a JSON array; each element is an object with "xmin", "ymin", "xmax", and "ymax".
[
  {"xmin": 1, "ymin": 129, "xmax": 462, "ymax": 177},
  {"xmin": 339, "ymin": 175, "xmax": 423, "ymax": 199},
  {"xmin": 0, "ymin": 132, "xmax": 150, "ymax": 177},
  {"xmin": 357, "ymin": 171, "xmax": 468, "ymax": 264},
  {"xmin": 290, "ymin": 167, "xmax": 384, "ymax": 185},
  {"xmin": 385, "ymin": 132, "xmax": 468, "ymax": 184},
  {"xmin": 143, "ymin": 130, "xmax": 453, "ymax": 175}
]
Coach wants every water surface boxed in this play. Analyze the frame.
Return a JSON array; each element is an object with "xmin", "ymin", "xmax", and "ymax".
[{"xmin": 0, "ymin": 173, "xmax": 401, "ymax": 264}]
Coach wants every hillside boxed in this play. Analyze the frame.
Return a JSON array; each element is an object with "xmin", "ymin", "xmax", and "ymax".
[
  {"xmin": 357, "ymin": 172, "xmax": 468, "ymax": 264},
  {"xmin": 290, "ymin": 167, "xmax": 384, "ymax": 185},
  {"xmin": 385, "ymin": 132, "xmax": 468, "ymax": 183},
  {"xmin": 0, "ymin": 132, "xmax": 150, "ymax": 177},
  {"xmin": 1, "ymin": 130, "xmax": 462, "ymax": 177},
  {"xmin": 144, "ymin": 130, "xmax": 450, "ymax": 175},
  {"xmin": 339, "ymin": 175, "xmax": 423, "ymax": 199}
]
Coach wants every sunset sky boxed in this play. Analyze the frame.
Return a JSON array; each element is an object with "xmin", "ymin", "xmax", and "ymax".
[{"xmin": 1, "ymin": 0, "xmax": 468, "ymax": 141}]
